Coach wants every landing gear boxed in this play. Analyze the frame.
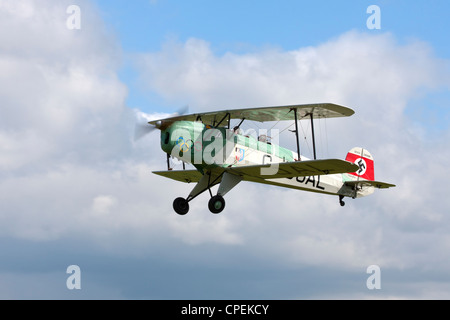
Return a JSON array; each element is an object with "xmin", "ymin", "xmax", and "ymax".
[
  {"xmin": 208, "ymin": 195, "xmax": 225, "ymax": 214},
  {"xmin": 339, "ymin": 195, "xmax": 345, "ymax": 207},
  {"xmin": 172, "ymin": 172, "xmax": 240, "ymax": 215},
  {"xmin": 173, "ymin": 197, "xmax": 189, "ymax": 215}
]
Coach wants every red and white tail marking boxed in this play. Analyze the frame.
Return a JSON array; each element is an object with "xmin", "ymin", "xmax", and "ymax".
[{"xmin": 345, "ymin": 147, "xmax": 375, "ymax": 181}]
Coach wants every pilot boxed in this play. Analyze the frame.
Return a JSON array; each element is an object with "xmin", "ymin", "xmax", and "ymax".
[
  {"xmin": 258, "ymin": 134, "xmax": 271, "ymax": 144},
  {"xmin": 258, "ymin": 134, "xmax": 267, "ymax": 142}
]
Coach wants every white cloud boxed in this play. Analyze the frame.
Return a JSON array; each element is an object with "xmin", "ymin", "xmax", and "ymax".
[
  {"xmin": 91, "ymin": 195, "xmax": 118, "ymax": 215},
  {"xmin": 137, "ymin": 32, "xmax": 448, "ymax": 114},
  {"xmin": 0, "ymin": 0, "xmax": 129, "ymax": 172}
]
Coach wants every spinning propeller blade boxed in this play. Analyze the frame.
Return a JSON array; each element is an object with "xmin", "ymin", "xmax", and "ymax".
[
  {"xmin": 133, "ymin": 105, "xmax": 189, "ymax": 141},
  {"xmin": 134, "ymin": 120, "xmax": 156, "ymax": 141}
]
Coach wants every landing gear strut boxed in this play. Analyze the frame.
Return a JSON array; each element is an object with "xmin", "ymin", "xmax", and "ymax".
[
  {"xmin": 339, "ymin": 195, "xmax": 345, "ymax": 207},
  {"xmin": 172, "ymin": 172, "xmax": 241, "ymax": 215}
]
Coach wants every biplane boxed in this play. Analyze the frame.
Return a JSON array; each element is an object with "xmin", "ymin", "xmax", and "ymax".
[{"xmin": 137, "ymin": 103, "xmax": 395, "ymax": 215}]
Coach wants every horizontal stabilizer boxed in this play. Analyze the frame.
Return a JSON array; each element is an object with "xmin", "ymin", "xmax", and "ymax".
[
  {"xmin": 228, "ymin": 159, "xmax": 359, "ymax": 180},
  {"xmin": 345, "ymin": 180, "xmax": 396, "ymax": 189}
]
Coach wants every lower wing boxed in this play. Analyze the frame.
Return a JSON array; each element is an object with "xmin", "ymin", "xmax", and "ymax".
[{"xmin": 153, "ymin": 159, "xmax": 358, "ymax": 183}]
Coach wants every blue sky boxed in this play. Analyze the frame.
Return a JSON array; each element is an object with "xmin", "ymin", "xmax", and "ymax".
[
  {"xmin": 91, "ymin": 0, "xmax": 450, "ymax": 130},
  {"xmin": 94, "ymin": 0, "xmax": 449, "ymax": 55},
  {"xmin": 1, "ymin": 0, "xmax": 450, "ymax": 300}
]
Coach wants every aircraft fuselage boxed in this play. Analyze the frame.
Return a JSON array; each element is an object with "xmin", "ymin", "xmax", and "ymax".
[{"xmin": 159, "ymin": 121, "xmax": 371, "ymax": 199}]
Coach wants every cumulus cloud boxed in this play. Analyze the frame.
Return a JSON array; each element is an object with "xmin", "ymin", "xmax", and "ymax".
[
  {"xmin": 0, "ymin": 0, "xmax": 162, "ymax": 244},
  {"xmin": 137, "ymin": 33, "xmax": 447, "ymax": 112},
  {"xmin": 0, "ymin": 0, "xmax": 130, "ymax": 171}
]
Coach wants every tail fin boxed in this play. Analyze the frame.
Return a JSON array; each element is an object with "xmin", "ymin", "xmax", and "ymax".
[{"xmin": 345, "ymin": 147, "xmax": 374, "ymax": 181}]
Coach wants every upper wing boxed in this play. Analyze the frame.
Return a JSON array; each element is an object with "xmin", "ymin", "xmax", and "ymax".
[
  {"xmin": 149, "ymin": 103, "xmax": 354, "ymax": 126},
  {"xmin": 344, "ymin": 180, "xmax": 396, "ymax": 189},
  {"xmin": 228, "ymin": 159, "xmax": 359, "ymax": 180}
]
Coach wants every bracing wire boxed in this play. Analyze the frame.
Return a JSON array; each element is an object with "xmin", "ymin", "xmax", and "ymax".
[
  {"xmin": 318, "ymin": 117, "xmax": 323, "ymax": 159},
  {"xmin": 298, "ymin": 120, "xmax": 311, "ymax": 159},
  {"xmin": 324, "ymin": 117, "xmax": 329, "ymax": 158},
  {"xmin": 227, "ymin": 117, "xmax": 326, "ymax": 162}
]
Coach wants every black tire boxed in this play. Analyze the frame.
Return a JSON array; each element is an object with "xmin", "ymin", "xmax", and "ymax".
[
  {"xmin": 208, "ymin": 195, "xmax": 225, "ymax": 214},
  {"xmin": 173, "ymin": 197, "xmax": 189, "ymax": 215}
]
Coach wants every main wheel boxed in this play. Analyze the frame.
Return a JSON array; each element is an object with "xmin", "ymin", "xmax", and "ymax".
[
  {"xmin": 208, "ymin": 195, "xmax": 225, "ymax": 214},
  {"xmin": 173, "ymin": 197, "xmax": 189, "ymax": 215}
]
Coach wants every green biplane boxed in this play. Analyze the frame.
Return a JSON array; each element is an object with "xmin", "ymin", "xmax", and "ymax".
[{"xmin": 138, "ymin": 103, "xmax": 395, "ymax": 215}]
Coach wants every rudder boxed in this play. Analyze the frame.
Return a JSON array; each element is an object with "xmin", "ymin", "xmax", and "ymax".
[{"xmin": 345, "ymin": 147, "xmax": 374, "ymax": 181}]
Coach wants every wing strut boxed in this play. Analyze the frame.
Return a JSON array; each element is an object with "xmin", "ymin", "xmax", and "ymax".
[
  {"xmin": 292, "ymin": 108, "xmax": 302, "ymax": 161},
  {"xmin": 310, "ymin": 113, "xmax": 317, "ymax": 160},
  {"xmin": 213, "ymin": 112, "xmax": 231, "ymax": 129}
]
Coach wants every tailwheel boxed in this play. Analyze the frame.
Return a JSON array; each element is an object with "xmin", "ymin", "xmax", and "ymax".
[
  {"xmin": 208, "ymin": 195, "xmax": 225, "ymax": 214},
  {"xmin": 339, "ymin": 195, "xmax": 345, "ymax": 207},
  {"xmin": 173, "ymin": 197, "xmax": 189, "ymax": 215}
]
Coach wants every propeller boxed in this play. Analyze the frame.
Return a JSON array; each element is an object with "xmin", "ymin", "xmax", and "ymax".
[
  {"xmin": 133, "ymin": 105, "xmax": 189, "ymax": 142},
  {"xmin": 134, "ymin": 115, "xmax": 157, "ymax": 141}
]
